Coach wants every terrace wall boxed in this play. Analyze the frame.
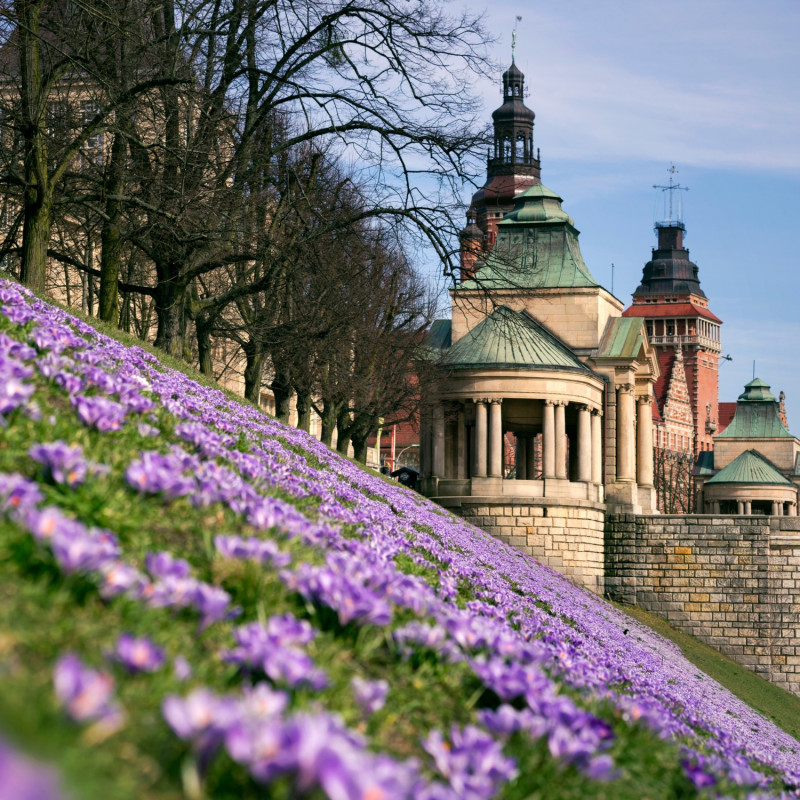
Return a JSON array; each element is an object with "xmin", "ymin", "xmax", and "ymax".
[
  {"xmin": 605, "ymin": 513, "xmax": 800, "ymax": 696},
  {"xmin": 438, "ymin": 498, "xmax": 606, "ymax": 594}
]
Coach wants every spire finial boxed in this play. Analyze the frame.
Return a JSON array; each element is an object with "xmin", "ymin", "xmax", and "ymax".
[
  {"xmin": 512, "ymin": 16, "xmax": 521, "ymax": 62},
  {"xmin": 653, "ymin": 163, "xmax": 689, "ymax": 226}
]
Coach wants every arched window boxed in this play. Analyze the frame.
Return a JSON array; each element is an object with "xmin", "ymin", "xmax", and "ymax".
[{"xmin": 515, "ymin": 135, "xmax": 524, "ymax": 162}]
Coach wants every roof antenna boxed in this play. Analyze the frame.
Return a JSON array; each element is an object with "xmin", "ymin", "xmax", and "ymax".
[
  {"xmin": 512, "ymin": 16, "xmax": 522, "ymax": 62},
  {"xmin": 653, "ymin": 164, "xmax": 689, "ymax": 230}
]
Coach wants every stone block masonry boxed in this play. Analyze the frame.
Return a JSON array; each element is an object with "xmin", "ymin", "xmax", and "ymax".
[
  {"xmin": 605, "ymin": 514, "xmax": 800, "ymax": 696},
  {"xmin": 442, "ymin": 498, "xmax": 606, "ymax": 594}
]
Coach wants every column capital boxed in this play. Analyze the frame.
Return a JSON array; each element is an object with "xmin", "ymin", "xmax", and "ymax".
[
  {"xmin": 591, "ymin": 407, "xmax": 603, "ymax": 418},
  {"xmin": 472, "ymin": 397, "xmax": 489, "ymax": 405},
  {"xmin": 616, "ymin": 382, "xmax": 635, "ymax": 395},
  {"xmin": 555, "ymin": 399, "xmax": 568, "ymax": 408},
  {"xmin": 576, "ymin": 403, "xmax": 590, "ymax": 413},
  {"xmin": 489, "ymin": 398, "xmax": 503, "ymax": 405},
  {"xmin": 637, "ymin": 393, "xmax": 654, "ymax": 406},
  {"xmin": 544, "ymin": 399, "xmax": 555, "ymax": 407}
]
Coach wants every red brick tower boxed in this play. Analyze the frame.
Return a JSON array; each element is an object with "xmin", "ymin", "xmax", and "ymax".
[
  {"xmin": 622, "ymin": 173, "xmax": 722, "ymax": 454},
  {"xmin": 458, "ymin": 59, "xmax": 541, "ymax": 279}
]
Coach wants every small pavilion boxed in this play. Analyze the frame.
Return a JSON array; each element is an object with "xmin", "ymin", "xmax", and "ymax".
[{"xmin": 694, "ymin": 378, "xmax": 800, "ymax": 515}]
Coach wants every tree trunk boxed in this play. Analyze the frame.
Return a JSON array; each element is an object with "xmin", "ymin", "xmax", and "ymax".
[
  {"xmin": 270, "ymin": 368, "xmax": 292, "ymax": 422},
  {"xmin": 319, "ymin": 398, "xmax": 339, "ymax": 448},
  {"xmin": 196, "ymin": 313, "xmax": 214, "ymax": 377},
  {"xmin": 336, "ymin": 406, "xmax": 352, "ymax": 455},
  {"xmin": 243, "ymin": 341, "xmax": 267, "ymax": 405},
  {"xmin": 351, "ymin": 431, "xmax": 369, "ymax": 464},
  {"xmin": 20, "ymin": 196, "xmax": 51, "ymax": 295},
  {"xmin": 99, "ymin": 127, "xmax": 129, "ymax": 323},
  {"xmin": 18, "ymin": 0, "xmax": 51, "ymax": 296},
  {"xmin": 295, "ymin": 388, "xmax": 312, "ymax": 432},
  {"xmin": 153, "ymin": 270, "xmax": 187, "ymax": 356}
]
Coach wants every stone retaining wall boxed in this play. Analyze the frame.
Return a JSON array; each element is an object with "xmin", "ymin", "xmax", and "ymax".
[
  {"xmin": 437, "ymin": 497, "xmax": 606, "ymax": 594},
  {"xmin": 605, "ymin": 514, "xmax": 800, "ymax": 695}
]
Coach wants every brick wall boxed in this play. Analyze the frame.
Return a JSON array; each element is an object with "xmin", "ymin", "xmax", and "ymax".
[{"xmin": 605, "ymin": 514, "xmax": 800, "ymax": 695}]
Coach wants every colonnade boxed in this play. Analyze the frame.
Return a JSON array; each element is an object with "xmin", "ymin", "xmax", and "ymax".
[
  {"xmin": 705, "ymin": 499, "xmax": 798, "ymax": 516},
  {"xmin": 428, "ymin": 388, "xmax": 655, "ymax": 490}
]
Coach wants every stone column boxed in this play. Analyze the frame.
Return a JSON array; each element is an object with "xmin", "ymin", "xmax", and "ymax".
[
  {"xmin": 616, "ymin": 384, "xmax": 635, "ymax": 481},
  {"xmin": 636, "ymin": 394, "xmax": 654, "ymax": 487},
  {"xmin": 745, "ymin": 500, "xmax": 752, "ymax": 515},
  {"xmin": 772, "ymin": 500, "xmax": 780, "ymax": 516},
  {"xmin": 525, "ymin": 435, "xmax": 536, "ymax": 480},
  {"xmin": 543, "ymin": 400, "xmax": 555, "ymax": 478},
  {"xmin": 577, "ymin": 404, "xmax": 592, "ymax": 483},
  {"xmin": 591, "ymin": 409, "xmax": 603, "ymax": 485},
  {"xmin": 488, "ymin": 399, "xmax": 503, "ymax": 478},
  {"xmin": 712, "ymin": 501, "xmax": 720, "ymax": 514},
  {"xmin": 456, "ymin": 409, "xmax": 467, "ymax": 479},
  {"xmin": 789, "ymin": 502, "xmax": 797, "ymax": 517},
  {"xmin": 554, "ymin": 401, "xmax": 567, "ymax": 479},
  {"xmin": 515, "ymin": 435, "xmax": 527, "ymax": 480},
  {"xmin": 432, "ymin": 403, "xmax": 446, "ymax": 478},
  {"xmin": 473, "ymin": 399, "xmax": 488, "ymax": 478},
  {"xmin": 737, "ymin": 500, "xmax": 745, "ymax": 515}
]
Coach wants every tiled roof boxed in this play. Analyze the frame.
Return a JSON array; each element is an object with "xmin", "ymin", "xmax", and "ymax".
[
  {"xmin": 718, "ymin": 402, "xmax": 737, "ymax": 433},
  {"xmin": 440, "ymin": 306, "xmax": 591, "ymax": 373},
  {"xmin": 705, "ymin": 449, "xmax": 792, "ymax": 486},
  {"xmin": 622, "ymin": 303, "xmax": 722, "ymax": 323}
]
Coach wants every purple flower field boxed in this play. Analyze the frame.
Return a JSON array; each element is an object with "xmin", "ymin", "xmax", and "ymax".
[{"xmin": 1, "ymin": 276, "xmax": 800, "ymax": 799}]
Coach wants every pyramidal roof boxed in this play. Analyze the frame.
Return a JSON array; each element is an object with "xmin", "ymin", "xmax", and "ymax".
[
  {"xmin": 441, "ymin": 306, "xmax": 591, "ymax": 373},
  {"xmin": 706, "ymin": 449, "xmax": 793, "ymax": 486},
  {"xmin": 458, "ymin": 184, "xmax": 600, "ymax": 292},
  {"xmin": 716, "ymin": 378, "xmax": 793, "ymax": 439}
]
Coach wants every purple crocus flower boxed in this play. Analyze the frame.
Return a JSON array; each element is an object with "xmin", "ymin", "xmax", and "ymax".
[
  {"xmin": 29, "ymin": 441, "xmax": 88, "ymax": 487},
  {"xmin": 70, "ymin": 394, "xmax": 127, "ymax": 432},
  {"xmin": 53, "ymin": 653, "xmax": 122, "ymax": 727},
  {"xmin": 351, "ymin": 677, "xmax": 389, "ymax": 717},
  {"xmin": 173, "ymin": 655, "xmax": 192, "ymax": 682},
  {"xmin": 162, "ymin": 689, "xmax": 239, "ymax": 770},
  {"xmin": 112, "ymin": 634, "xmax": 166, "ymax": 673},
  {"xmin": 0, "ymin": 737, "xmax": 67, "ymax": 800},
  {"xmin": 126, "ymin": 451, "xmax": 195, "ymax": 498},
  {"xmin": 145, "ymin": 551, "xmax": 192, "ymax": 579},
  {"xmin": 0, "ymin": 474, "xmax": 43, "ymax": 520}
]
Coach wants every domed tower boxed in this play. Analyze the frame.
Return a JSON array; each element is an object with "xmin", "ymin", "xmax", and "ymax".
[
  {"xmin": 623, "ymin": 167, "xmax": 722, "ymax": 455},
  {"xmin": 460, "ymin": 59, "xmax": 541, "ymax": 265}
]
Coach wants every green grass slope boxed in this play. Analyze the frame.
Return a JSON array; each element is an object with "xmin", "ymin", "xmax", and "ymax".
[{"xmin": 1, "ymin": 278, "xmax": 800, "ymax": 800}]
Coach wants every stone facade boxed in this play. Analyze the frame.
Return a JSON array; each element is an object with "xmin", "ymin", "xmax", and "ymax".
[{"xmin": 605, "ymin": 513, "xmax": 800, "ymax": 695}]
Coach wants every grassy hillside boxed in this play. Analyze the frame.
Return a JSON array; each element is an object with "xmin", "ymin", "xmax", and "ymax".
[{"xmin": 1, "ymin": 276, "xmax": 800, "ymax": 800}]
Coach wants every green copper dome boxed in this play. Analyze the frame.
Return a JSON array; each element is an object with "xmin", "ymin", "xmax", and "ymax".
[
  {"xmin": 441, "ymin": 306, "xmax": 591, "ymax": 373},
  {"xmin": 717, "ymin": 378, "xmax": 792, "ymax": 439},
  {"xmin": 458, "ymin": 183, "xmax": 600, "ymax": 292},
  {"xmin": 706, "ymin": 449, "xmax": 792, "ymax": 486}
]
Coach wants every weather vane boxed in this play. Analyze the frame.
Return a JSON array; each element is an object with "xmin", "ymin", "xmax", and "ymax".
[
  {"xmin": 653, "ymin": 164, "xmax": 689, "ymax": 225},
  {"xmin": 512, "ymin": 16, "xmax": 522, "ymax": 62}
]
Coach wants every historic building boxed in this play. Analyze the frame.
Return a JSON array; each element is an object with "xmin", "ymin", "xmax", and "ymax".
[
  {"xmin": 420, "ymin": 60, "xmax": 660, "ymax": 593},
  {"xmin": 622, "ymin": 188, "xmax": 723, "ymax": 456},
  {"xmin": 694, "ymin": 377, "xmax": 800, "ymax": 515}
]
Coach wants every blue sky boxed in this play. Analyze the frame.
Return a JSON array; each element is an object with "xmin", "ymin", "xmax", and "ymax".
[{"xmin": 453, "ymin": 0, "xmax": 800, "ymax": 424}]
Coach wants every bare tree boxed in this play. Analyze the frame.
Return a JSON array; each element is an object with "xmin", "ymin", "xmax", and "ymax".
[{"xmin": 653, "ymin": 447, "xmax": 696, "ymax": 514}]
